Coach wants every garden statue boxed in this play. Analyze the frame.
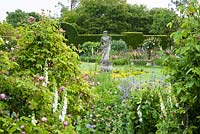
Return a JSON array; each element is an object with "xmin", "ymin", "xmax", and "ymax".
[{"xmin": 100, "ymin": 31, "xmax": 112, "ymax": 71}]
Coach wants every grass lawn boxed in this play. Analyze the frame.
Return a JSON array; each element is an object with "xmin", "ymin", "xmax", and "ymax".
[{"xmin": 80, "ymin": 62, "xmax": 164, "ymax": 81}]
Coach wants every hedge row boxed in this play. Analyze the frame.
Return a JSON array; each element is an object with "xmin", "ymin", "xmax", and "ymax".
[
  {"xmin": 78, "ymin": 34, "xmax": 126, "ymax": 46},
  {"xmin": 121, "ymin": 32, "xmax": 144, "ymax": 48},
  {"xmin": 77, "ymin": 33, "xmax": 169, "ymax": 49},
  {"xmin": 60, "ymin": 23, "xmax": 169, "ymax": 49}
]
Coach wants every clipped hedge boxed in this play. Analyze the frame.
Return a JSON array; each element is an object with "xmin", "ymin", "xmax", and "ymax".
[
  {"xmin": 78, "ymin": 34, "xmax": 126, "ymax": 46},
  {"xmin": 122, "ymin": 32, "xmax": 144, "ymax": 48},
  {"xmin": 78, "ymin": 34, "xmax": 102, "ymax": 45},
  {"xmin": 60, "ymin": 22, "xmax": 78, "ymax": 45},
  {"xmin": 78, "ymin": 32, "xmax": 148, "ymax": 49},
  {"xmin": 60, "ymin": 22, "xmax": 169, "ymax": 49}
]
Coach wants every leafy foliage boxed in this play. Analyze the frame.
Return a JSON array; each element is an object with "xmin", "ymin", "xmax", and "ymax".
[
  {"xmin": 0, "ymin": 17, "xmax": 92, "ymax": 133},
  {"xmin": 164, "ymin": 0, "xmax": 200, "ymax": 133},
  {"xmin": 142, "ymin": 37, "xmax": 161, "ymax": 60},
  {"xmin": 81, "ymin": 41, "xmax": 100, "ymax": 56},
  {"xmin": 111, "ymin": 39, "xmax": 127, "ymax": 52},
  {"xmin": 6, "ymin": 9, "xmax": 41, "ymax": 27},
  {"xmin": 142, "ymin": 37, "xmax": 161, "ymax": 50},
  {"xmin": 75, "ymin": 71, "xmax": 172, "ymax": 133},
  {"xmin": 0, "ymin": 37, "xmax": 4, "ymax": 45},
  {"xmin": 60, "ymin": 22, "xmax": 78, "ymax": 45},
  {"xmin": 150, "ymin": 8, "xmax": 179, "ymax": 35},
  {"xmin": 60, "ymin": 0, "xmax": 178, "ymax": 35}
]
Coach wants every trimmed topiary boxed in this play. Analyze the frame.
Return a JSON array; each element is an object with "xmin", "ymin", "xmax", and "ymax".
[{"xmin": 60, "ymin": 22, "xmax": 78, "ymax": 45}]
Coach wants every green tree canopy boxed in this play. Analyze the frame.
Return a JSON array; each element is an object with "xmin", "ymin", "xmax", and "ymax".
[
  {"xmin": 150, "ymin": 8, "xmax": 179, "ymax": 35},
  {"xmin": 6, "ymin": 9, "xmax": 41, "ymax": 27},
  {"xmin": 60, "ymin": 0, "xmax": 177, "ymax": 35},
  {"xmin": 60, "ymin": 0, "xmax": 152, "ymax": 34}
]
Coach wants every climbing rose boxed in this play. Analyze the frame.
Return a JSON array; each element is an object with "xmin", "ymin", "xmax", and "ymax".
[
  {"xmin": 60, "ymin": 86, "xmax": 65, "ymax": 91},
  {"xmin": 41, "ymin": 117, "xmax": 47, "ymax": 122},
  {"xmin": 20, "ymin": 124, "xmax": 25, "ymax": 129},
  {"xmin": 0, "ymin": 93, "xmax": 6, "ymax": 100},
  {"xmin": 38, "ymin": 76, "xmax": 45, "ymax": 81},
  {"xmin": 63, "ymin": 121, "xmax": 69, "ymax": 127}
]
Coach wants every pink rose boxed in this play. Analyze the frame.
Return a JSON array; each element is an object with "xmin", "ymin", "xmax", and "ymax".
[
  {"xmin": 41, "ymin": 117, "xmax": 47, "ymax": 122},
  {"xmin": 63, "ymin": 121, "xmax": 68, "ymax": 127},
  {"xmin": 0, "ymin": 93, "xmax": 6, "ymax": 100}
]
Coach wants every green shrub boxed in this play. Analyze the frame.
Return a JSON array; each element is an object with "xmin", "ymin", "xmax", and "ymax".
[
  {"xmin": 0, "ymin": 22, "xmax": 17, "ymax": 51},
  {"xmin": 80, "ymin": 56, "xmax": 100, "ymax": 63},
  {"xmin": 142, "ymin": 37, "xmax": 161, "ymax": 60},
  {"xmin": 144, "ymin": 35, "xmax": 169, "ymax": 49},
  {"xmin": 111, "ymin": 39, "xmax": 127, "ymax": 52},
  {"xmin": 81, "ymin": 41, "xmax": 100, "ymax": 56},
  {"xmin": 0, "ymin": 22, "xmax": 16, "ymax": 41},
  {"xmin": 0, "ymin": 37, "xmax": 4, "ymax": 45},
  {"xmin": 142, "ymin": 37, "xmax": 161, "ymax": 50},
  {"xmin": 164, "ymin": 1, "xmax": 200, "ymax": 133},
  {"xmin": 111, "ymin": 58, "xmax": 129, "ymax": 65}
]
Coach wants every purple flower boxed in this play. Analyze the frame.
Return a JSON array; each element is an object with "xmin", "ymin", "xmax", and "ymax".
[
  {"xmin": 79, "ymin": 93, "xmax": 83, "ymax": 97},
  {"xmin": 86, "ymin": 123, "xmax": 91, "ymax": 128},
  {"xmin": 20, "ymin": 124, "xmax": 25, "ymax": 129},
  {"xmin": 41, "ymin": 117, "xmax": 47, "ymax": 122},
  {"xmin": 38, "ymin": 76, "xmax": 45, "ymax": 81},
  {"xmin": 21, "ymin": 132, "xmax": 26, "ymax": 134},
  {"xmin": 0, "ymin": 93, "xmax": 6, "ymax": 100},
  {"xmin": 59, "ymin": 86, "xmax": 65, "ymax": 91},
  {"xmin": 63, "ymin": 121, "xmax": 68, "ymax": 127}
]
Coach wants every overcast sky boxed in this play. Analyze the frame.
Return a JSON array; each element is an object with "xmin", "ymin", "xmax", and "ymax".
[{"xmin": 0, "ymin": 0, "xmax": 172, "ymax": 22}]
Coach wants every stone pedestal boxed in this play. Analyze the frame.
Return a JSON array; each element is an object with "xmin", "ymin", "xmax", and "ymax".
[{"xmin": 100, "ymin": 60, "xmax": 113, "ymax": 72}]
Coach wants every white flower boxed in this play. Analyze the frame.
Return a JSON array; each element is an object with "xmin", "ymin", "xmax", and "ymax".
[
  {"xmin": 42, "ymin": 60, "xmax": 48, "ymax": 87},
  {"xmin": 159, "ymin": 92, "xmax": 167, "ymax": 117},
  {"xmin": 31, "ymin": 114, "xmax": 37, "ymax": 126},
  {"xmin": 53, "ymin": 89, "xmax": 58, "ymax": 113},
  {"xmin": 59, "ymin": 96, "xmax": 68, "ymax": 122},
  {"xmin": 137, "ymin": 104, "xmax": 143, "ymax": 123}
]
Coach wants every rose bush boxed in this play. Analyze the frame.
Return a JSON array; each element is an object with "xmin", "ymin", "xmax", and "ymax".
[{"xmin": 0, "ymin": 17, "xmax": 92, "ymax": 133}]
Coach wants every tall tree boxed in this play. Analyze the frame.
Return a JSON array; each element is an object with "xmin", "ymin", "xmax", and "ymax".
[
  {"xmin": 150, "ymin": 8, "xmax": 179, "ymax": 35},
  {"xmin": 6, "ymin": 9, "xmax": 28, "ymax": 27},
  {"xmin": 6, "ymin": 9, "xmax": 41, "ymax": 27},
  {"xmin": 60, "ymin": 0, "xmax": 152, "ymax": 34},
  {"xmin": 126, "ymin": 4, "xmax": 152, "ymax": 34}
]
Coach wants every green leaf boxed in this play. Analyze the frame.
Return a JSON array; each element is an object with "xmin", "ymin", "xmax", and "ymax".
[
  {"xmin": 195, "ymin": 45, "xmax": 200, "ymax": 52},
  {"xmin": 167, "ymin": 22, "xmax": 173, "ymax": 29},
  {"xmin": 193, "ymin": 67, "xmax": 200, "ymax": 75}
]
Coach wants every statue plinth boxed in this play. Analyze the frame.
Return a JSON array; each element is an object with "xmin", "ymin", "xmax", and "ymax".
[{"xmin": 100, "ymin": 60, "xmax": 113, "ymax": 72}]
